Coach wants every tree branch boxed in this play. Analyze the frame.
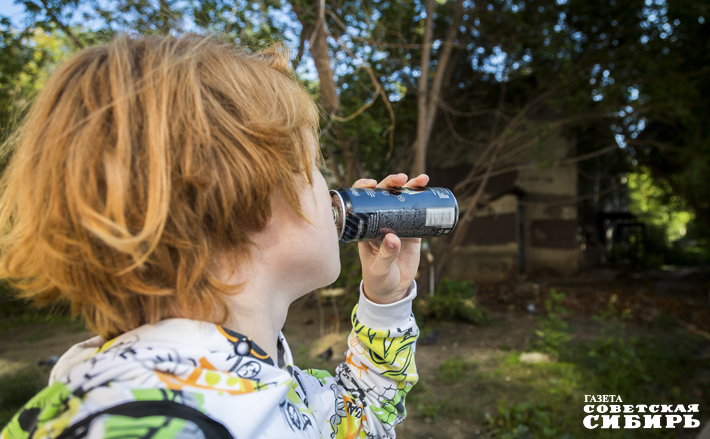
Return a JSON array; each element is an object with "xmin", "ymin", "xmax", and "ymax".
[
  {"xmin": 330, "ymin": 90, "xmax": 379, "ymax": 123},
  {"xmin": 461, "ymin": 144, "xmax": 620, "ymax": 188},
  {"xmin": 324, "ymin": 9, "xmax": 468, "ymax": 50},
  {"xmin": 292, "ymin": 24, "xmax": 308, "ymax": 70},
  {"xmin": 438, "ymin": 98, "xmax": 511, "ymax": 119},
  {"xmin": 39, "ymin": 0, "xmax": 83, "ymax": 50}
]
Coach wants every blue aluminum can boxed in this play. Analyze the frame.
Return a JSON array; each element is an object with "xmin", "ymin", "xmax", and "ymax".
[{"xmin": 330, "ymin": 187, "xmax": 459, "ymax": 243}]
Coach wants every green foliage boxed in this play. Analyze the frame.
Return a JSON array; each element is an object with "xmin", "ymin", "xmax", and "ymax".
[
  {"xmin": 415, "ymin": 401, "xmax": 442, "ymax": 423},
  {"xmin": 530, "ymin": 290, "xmax": 571, "ymax": 357},
  {"xmin": 0, "ymin": 25, "xmax": 65, "ymax": 143},
  {"xmin": 563, "ymin": 298, "xmax": 699, "ymax": 401},
  {"xmin": 485, "ymin": 401, "xmax": 572, "ymax": 439},
  {"xmin": 625, "ymin": 167, "xmax": 709, "ymax": 266},
  {"xmin": 629, "ymin": 168, "xmax": 693, "ymax": 243},
  {"xmin": 484, "ymin": 299, "xmax": 706, "ymax": 438},
  {"xmin": 581, "ymin": 301, "xmax": 651, "ymax": 394},
  {"xmin": 414, "ymin": 279, "xmax": 489, "ymax": 325},
  {"xmin": 0, "ymin": 281, "xmax": 82, "ymax": 333},
  {"xmin": 575, "ymin": 299, "xmax": 701, "ymax": 399},
  {"xmin": 2, "ymin": 0, "xmax": 708, "ymax": 234},
  {"xmin": 0, "ymin": 367, "xmax": 46, "ymax": 427}
]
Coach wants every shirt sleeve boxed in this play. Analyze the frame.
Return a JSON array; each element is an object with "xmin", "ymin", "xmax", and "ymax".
[{"xmin": 298, "ymin": 281, "xmax": 419, "ymax": 439}]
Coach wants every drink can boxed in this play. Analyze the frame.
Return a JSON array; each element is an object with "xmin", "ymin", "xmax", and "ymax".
[{"xmin": 330, "ymin": 187, "xmax": 459, "ymax": 243}]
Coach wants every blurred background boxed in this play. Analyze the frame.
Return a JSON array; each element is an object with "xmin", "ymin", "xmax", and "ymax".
[{"xmin": 0, "ymin": 0, "xmax": 709, "ymax": 437}]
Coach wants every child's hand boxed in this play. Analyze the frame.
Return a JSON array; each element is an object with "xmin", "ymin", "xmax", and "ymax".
[{"xmin": 353, "ymin": 173, "xmax": 429, "ymax": 304}]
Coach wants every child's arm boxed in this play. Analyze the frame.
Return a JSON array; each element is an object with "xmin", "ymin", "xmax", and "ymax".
[
  {"xmin": 298, "ymin": 173, "xmax": 426, "ymax": 439},
  {"xmin": 302, "ymin": 281, "xmax": 418, "ymax": 438}
]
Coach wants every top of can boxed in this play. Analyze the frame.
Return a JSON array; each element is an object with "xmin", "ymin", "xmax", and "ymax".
[{"xmin": 330, "ymin": 190, "xmax": 346, "ymax": 241}]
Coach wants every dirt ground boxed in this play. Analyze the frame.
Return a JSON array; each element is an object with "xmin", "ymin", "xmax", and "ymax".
[{"xmin": 1, "ymin": 266, "xmax": 709, "ymax": 438}]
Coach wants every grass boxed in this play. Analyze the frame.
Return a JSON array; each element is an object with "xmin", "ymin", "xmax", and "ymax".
[
  {"xmin": 406, "ymin": 292, "xmax": 710, "ymax": 438},
  {"xmin": 407, "ymin": 330, "xmax": 707, "ymax": 438},
  {"xmin": 0, "ymin": 366, "xmax": 47, "ymax": 427},
  {"xmin": 0, "ymin": 283, "xmax": 85, "ymax": 337},
  {"xmin": 0, "ymin": 285, "xmax": 86, "ymax": 429},
  {"xmin": 435, "ymin": 356, "xmax": 477, "ymax": 384},
  {"xmin": 0, "ymin": 303, "xmax": 82, "ymax": 334},
  {"xmin": 0, "ymin": 283, "xmax": 86, "ymax": 341},
  {"xmin": 482, "ymin": 330, "xmax": 707, "ymax": 438}
]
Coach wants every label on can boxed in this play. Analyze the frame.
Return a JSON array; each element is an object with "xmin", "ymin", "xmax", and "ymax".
[{"xmin": 425, "ymin": 207, "xmax": 456, "ymax": 227}]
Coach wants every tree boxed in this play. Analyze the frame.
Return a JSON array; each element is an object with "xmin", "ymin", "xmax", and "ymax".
[
  {"xmin": 3, "ymin": 0, "xmax": 708, "ymax": 278},
  {"xmin": 292, "ymin": 0, "xmax": 366, "ymax": 185},
  {"xmin": 412, "ymin": 0, "xmax": 464, "ymax": 176},
  {"xmin": 0, "ymin": 23, "xmax": 68, "ymax": 142}
]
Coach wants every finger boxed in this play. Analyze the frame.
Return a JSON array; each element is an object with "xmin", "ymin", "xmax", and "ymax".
[
  {"xmin": 403, "ymin": 173, "xmax": 430, "ymax": 189},
  {"xmin": 376, "ymin": 173, "xmax": 408, "ymax": 189},
  {"xmin": 352, "ymin": 178, "xmax": 377, "ymax": 189},
  {"xmin": 371, "ymin": 233, "xmax": 401, "ymax": 274}
]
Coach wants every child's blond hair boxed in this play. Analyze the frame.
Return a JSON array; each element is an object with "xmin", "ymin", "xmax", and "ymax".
[{"xmin": 0, "ymin": 34, "xmax": 319, "ymax": 339}]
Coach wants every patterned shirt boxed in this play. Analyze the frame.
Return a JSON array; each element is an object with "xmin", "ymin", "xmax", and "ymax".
[{"xmin": 2, "ymin": 283, "xmax": 418, "ymax": 439}]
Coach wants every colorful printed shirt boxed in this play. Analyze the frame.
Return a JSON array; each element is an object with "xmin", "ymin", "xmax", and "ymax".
[{"xmin": 1, "ymin": 282, "xmax": 418, "ymax": 439}]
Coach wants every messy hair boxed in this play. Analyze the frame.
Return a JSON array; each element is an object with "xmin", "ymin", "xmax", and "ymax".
[{"xmin": 0, "ymin": 34, "xmax": 320, "ymax": 339}]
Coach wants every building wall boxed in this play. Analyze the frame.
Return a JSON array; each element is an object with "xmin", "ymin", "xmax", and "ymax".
[
  {"xmin": 448, "ymin": 195, "xmax": 522, "ymax": 282},
  {"xmin": 517, "ymin": 144, "xmax": 579, "ymax": 277},
  {"xmin": 445, "ymin": 130, "xmax": 580, "ymax": 282}
]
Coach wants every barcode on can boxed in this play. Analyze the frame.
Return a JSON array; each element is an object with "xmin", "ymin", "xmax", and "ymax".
[{"xmin": 425, "ymin": 207, "xmax": 455, "ymax": 227}]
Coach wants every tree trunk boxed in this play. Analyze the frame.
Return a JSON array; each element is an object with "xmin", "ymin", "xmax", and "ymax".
[
  {"xmin": 293, "ymin": 0, "xmax": 362, "ymax": 185},
  {"xmin": 412, "ymin": 0, "xmax": 465, "ymax": 177},
  {"xmin": 412, "ymin": 0, "xmax": 435, "ymax": 177}
]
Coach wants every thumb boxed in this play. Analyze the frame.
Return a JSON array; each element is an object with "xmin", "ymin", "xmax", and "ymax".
[{"xmin": 373, "ymin": 233, "xmax": 401, "ymax": 271}]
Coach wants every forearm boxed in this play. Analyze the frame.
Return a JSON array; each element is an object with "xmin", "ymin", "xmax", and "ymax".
[
  {"xmin": 300, "ymin": 281, "xmax": 419, "ymax": 438},
  {"xmin": 339, "ymin": 281, "xmax": 419, "ymax": 435}
]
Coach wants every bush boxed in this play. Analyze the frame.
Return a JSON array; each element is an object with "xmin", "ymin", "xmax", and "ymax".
[
  {"xmin": 530, "ymin": 290, "xmax": 571, "ymax": 357},
  {"xmin": 564, "ymin": 298, "xmax": 700, "ymax": 399},
  {"xmin": 485, "ymin": 401, "xmax": 573, "ymax": 439},
  {"xmin": 415, "ymin": 279, "xmax": 489, "ymax": 325}
]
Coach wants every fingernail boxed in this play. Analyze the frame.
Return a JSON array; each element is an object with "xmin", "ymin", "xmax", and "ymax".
[{"xmin": 385, "ymin": 236, "xmax": 396, "ymax": 250}]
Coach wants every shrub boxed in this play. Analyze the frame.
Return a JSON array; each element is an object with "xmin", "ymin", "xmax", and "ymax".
[
  {"xmin": 415, "ymin": 279, "xmax": 489, "ymax": 325},
  {"xmin": 530, "ymin": 290, "xmax": 571, "ymax": 357},
  {"xmin": 485, "ymin": 401, "xmax": 572, "ymax": 439}
]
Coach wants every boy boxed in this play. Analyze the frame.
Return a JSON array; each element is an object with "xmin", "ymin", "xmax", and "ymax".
[{"xmin": 0, "ymin": 34, "xmax": 426, "ymax": 438}]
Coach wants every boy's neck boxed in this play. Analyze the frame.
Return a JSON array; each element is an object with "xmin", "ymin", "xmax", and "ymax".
[
  {"xmin": 222, "ymin": 292, "xmax": 289, "ymax": 362},
  {"xmin": 214, "ymin": 248, "xmax": 299, "ymax": 363}
]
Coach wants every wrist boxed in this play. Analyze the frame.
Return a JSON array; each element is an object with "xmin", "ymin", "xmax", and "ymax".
[
  {"xmin": 362, "ymin": 281, "xmax": 414, "ymax": 305},
  {"xmin": 356, "ymin": 280, "xmax": 417, "ymax": 330}
]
